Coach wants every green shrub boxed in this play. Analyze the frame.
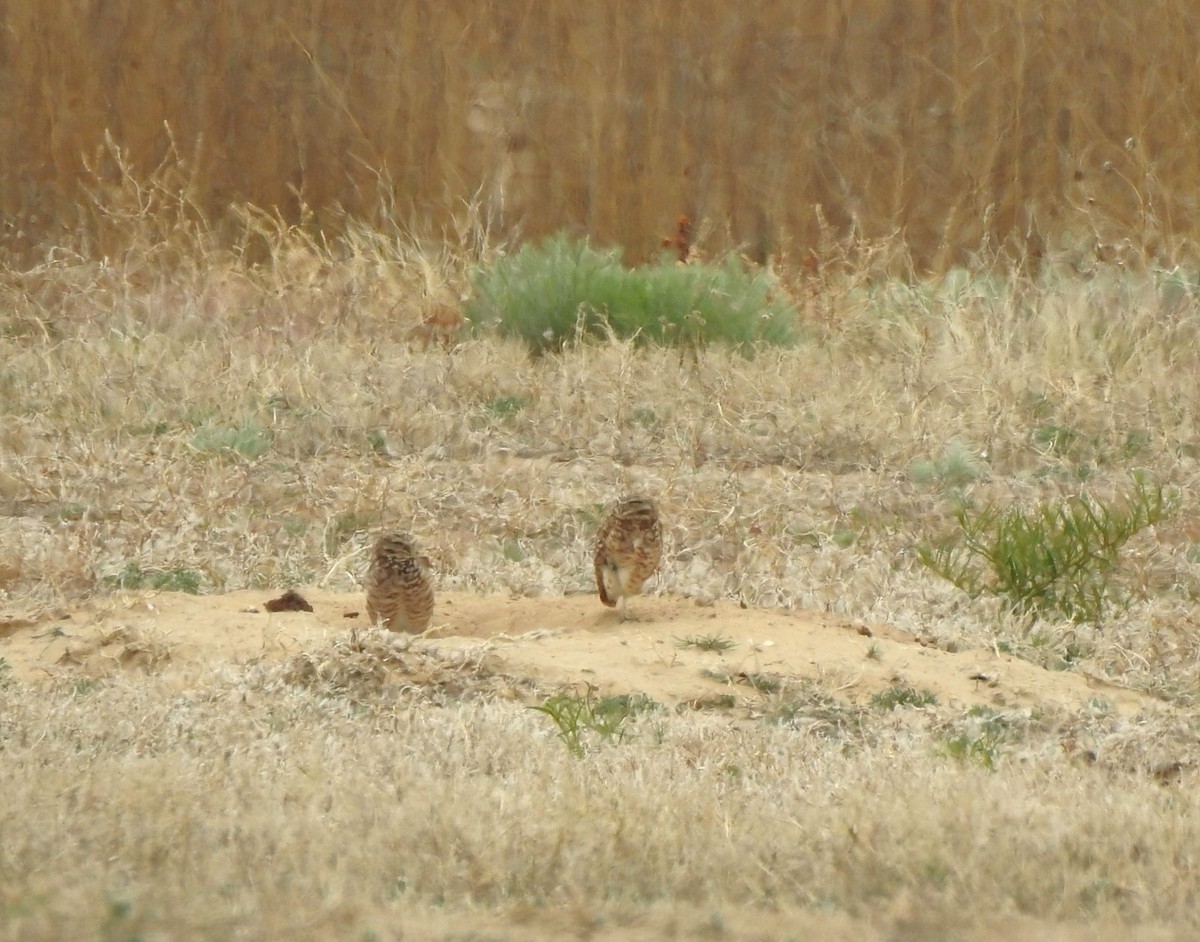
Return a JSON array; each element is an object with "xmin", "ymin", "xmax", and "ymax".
[
  {"xmin": 531, "ymin": 690, "xmax": 660, "ymax": 756},
  {"xmin": 919, "ymin": 476, "xmax": 1176, "ymax": 625},
  {"xmin": 464, "ymin": 234, "xmax": 797, "ymax": 354}
]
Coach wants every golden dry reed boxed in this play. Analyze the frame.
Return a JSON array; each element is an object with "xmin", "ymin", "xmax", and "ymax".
[{"xmin": 3, "ymin": 1, "xmax": 1200, "ymax": 265}]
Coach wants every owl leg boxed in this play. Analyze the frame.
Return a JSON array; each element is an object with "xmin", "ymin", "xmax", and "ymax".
[{"xmin": 619, "ymin": 593, "xmax": 630, "ymax": 622}]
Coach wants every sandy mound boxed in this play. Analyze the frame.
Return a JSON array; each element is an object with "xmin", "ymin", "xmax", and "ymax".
[{"xmin": 0, "ymin": 588, "xmax": 1155, "ymax": 717}]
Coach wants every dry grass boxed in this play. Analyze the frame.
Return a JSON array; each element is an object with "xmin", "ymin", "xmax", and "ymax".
[
  {"xmin": 3, "ymin": 661, "xmax": 1200, "ymax": 941},
  {"xmin": 5, "ymin": 188, "xmax": 1200, "ymax": 937},
  {"xmin": 4, "ymin": 2, "xmax": 1200, "ymax": 265},
  {"xmin": 4, "ymin": 216, "xmax": 1200, "ymax": 696}
]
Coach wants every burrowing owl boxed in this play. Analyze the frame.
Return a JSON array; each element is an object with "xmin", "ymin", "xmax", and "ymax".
[
  {"xmin": 365, "ymin": 532, "xmax": 434, "ymax": 633},
  {"xmin": 594, "ymin": 496, "xmax": 663, "ymax": 621}
]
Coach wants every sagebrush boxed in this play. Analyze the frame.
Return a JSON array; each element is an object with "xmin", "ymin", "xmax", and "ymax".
[{"xmin": 464, "ymin": 234, "xmax": 797, "ymax": 354}]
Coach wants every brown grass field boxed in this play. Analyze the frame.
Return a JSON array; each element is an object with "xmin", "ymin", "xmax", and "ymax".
[
  {"xmin": 4, "ymin": 1, "xmax": 1200, "ymax": 264},
  {"xmin": 5, "ymin": 4, "xmax": 1200, "ymax": 940}
]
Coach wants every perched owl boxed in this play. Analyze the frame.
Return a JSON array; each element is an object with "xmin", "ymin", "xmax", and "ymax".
[
  {"xmin": 594, "ymin": 496, "xmax": 663, "ymax": 621},
  {"xmin": 365, "ymin": 532, "xmax": 434, "ymax": 633}
]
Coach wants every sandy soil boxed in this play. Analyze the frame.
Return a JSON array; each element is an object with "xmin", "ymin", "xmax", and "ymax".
[{"xmin": 0, "ymin": 587, "xmax": 1156, "ymax": 717}]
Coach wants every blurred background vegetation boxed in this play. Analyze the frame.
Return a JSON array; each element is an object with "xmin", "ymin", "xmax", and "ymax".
[{"xmin": 3, "ymin": 1, "xmax": 1199, "ymax": 269}]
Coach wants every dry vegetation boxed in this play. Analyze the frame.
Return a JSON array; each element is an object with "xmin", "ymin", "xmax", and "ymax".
[
  {"xmin": 4, "ymin": 653, "xmax": 1200, "ymax": 942},
  {"xmin": 4, "ymin": 2, "xmax": 1200, "ymax": 264},
  {"xmin": 5, "ymin": 4, "xmax": 1200, "ymax": 938},
  {"xmin": 3, "ymin": 168, "xmax": 1200, "ymax": 938}
]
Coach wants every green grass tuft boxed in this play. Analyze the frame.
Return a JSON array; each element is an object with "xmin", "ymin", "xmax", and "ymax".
[
  {"xmin": 464, "ymin": 234, "xmax": 797, "ymax": 355},
  {"xmin": 531, "ymin": 690, "xmax": 660, "ymax": 756},
  {"xmin": 919, "ymin": 475, "xmax": 1177, "ymax": 625},
  {"xmin": 191, "ymin": 421, "xmax": 272, "ymax": 460},
  {"xmin": 908, "ymin": 441, "xmax": 986, "ymax": 488},
  {"xmin": 870, "ymin": 684, "xmax": 938, "ymax": 711},
  {"xmin": 675, "ymin": 634, "xmax": 738, "ymax": 652},
  {"xmin": 483, "ymin": 395, "xmax": 530, "ymax": 421},
  {"xmin": 102, "ymin": 563, "xmax": 204, "ymax": 594},
  {"xmin": 941, "ymin": 706, "xmax": 1016, "ymax": 770}
]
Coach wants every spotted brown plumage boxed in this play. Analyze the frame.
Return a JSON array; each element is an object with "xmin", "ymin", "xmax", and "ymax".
[
  {"xmin": 594, "ymin": 497, "xmax": 663, "ymax": 621},
  {"xmin": 365, "ymin": 532, "xmax": 434, "ymax": 633}
]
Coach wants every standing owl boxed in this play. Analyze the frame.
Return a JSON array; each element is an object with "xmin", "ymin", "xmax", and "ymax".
[
  {"xmin": 365, "ymin": 532, "xmax": 434, "ymax": 633},
  {"xmin": 594, "ymin": 496, "xmax": 663, "ymax": 621}
]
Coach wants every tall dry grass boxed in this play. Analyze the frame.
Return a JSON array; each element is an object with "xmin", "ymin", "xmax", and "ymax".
[{"xmin": 3, "ymin": 1, "xmax": 1200, "ymax": 265}]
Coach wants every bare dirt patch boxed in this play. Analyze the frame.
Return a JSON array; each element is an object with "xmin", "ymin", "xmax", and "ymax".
[{"xmin": 2, "ymin": 588, "xmax": 1158, "ymax": 719}]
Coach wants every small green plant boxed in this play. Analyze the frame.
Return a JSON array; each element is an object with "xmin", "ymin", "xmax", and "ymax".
[
  {"xmin": 941, "ymin": 706, "xmax": 1014, "ymax": 770},
  {"xmin": 766, "ymin": 690, "xmax": 867, "ymax": 739},
  {"xmin": 47, "ymin": 502, "xmax": 88, "ymax": 521},
  {"xmin": 1032, "ymin": 423, "xmax": 1081, "ymax": 457},
  {"xmin": 155, "ymin": 568, "xmax": 203, "ymax": 594},
  {"xmin": 1122, "ymin": 429, "xmax": 1151, "ymax": 459},
  {"xmin": 191, "ymin": 420, "xmax": 272, "ymax": 459},
  {"xmin": 282, "ymin": 517, "xmax": 309, "ymax": 537},
  {"xmin": 870, "ymin": 683, "xmax": 938, "ymax": 710},
  {"xmin": 464, "ymin": 233, "xmax": 797, "ymax": 355},
  {"xmin": 483, "ymin": 394, "xmax": 529, "ymax": 421},
  {"xmin": 690, "ymin": 692, "xmax": 738, "ymax": 710},
  {"xmin": 832, "ymin": 528, "xmax": 859, "ymax": 548},
  {"xmin": 919, "ymin": 476, "xmax": 1177, "ymax": 625},
  {"xmin": 631, "ymin": 405, "xmax": 660, "ymax": 428},
  {"xmin": 1023, "ymin": 629, "xmax": 1093, "ymax": 670},
  {"xmin": 531, "ymin": 691, "xmax": 659, "ymax": 756},
  {"xmin": 498, "ymin": 539, "xmax": 527, "ymax": 563},
  {"xmin": 532, "ymin": 694, "xmax": 591, "ymax": 757},
  {"xmin": 590, "ymin": 693, "xmax": 659, "ymax": 735},
  {"xmin": 908, "ymin": 441, "xmax": 985, "ymax": 488},
  {"xmin": 365, "ymin": 430, "xmax": 389, "ymax": 455},
  {"xmin": 784, "ymin": 525, "xmax": 823, "ymax": 548},
  {"xmin": 0, "ymin": 657, "xmax": 11, "ymax": 688},
  {"xmin": 675, "ymin": 633, "xmax": 737, "ymax": 652},
  {"xmin": 103, "ymin": 563, "xmax": 144, "ymax": 589},
  {"xmin": 738, "ymin": 672, "xmax": 783, "ymax": 694},
  {"xmin": 102, "ymin": 563, "xmax": 203, "ymax": 594},
  {"xmin": 100, "ymin": 893, "xmax": 144, "ymax": 942},
  {"xmin": 1084, "ymin": 697, "xmax": 1114, "ymax": 715}
]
